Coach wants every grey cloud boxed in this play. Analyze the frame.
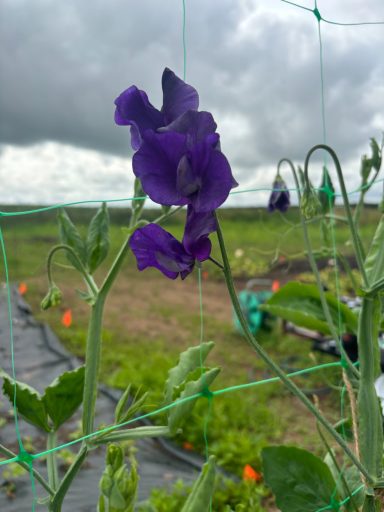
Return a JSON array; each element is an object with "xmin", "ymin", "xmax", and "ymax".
[{"xmin": 0, "ymin": 0, "xmax": 383, "ymax": 187}]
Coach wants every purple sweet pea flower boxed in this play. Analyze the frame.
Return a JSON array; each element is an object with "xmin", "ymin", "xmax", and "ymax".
[
  {"xmin": 133, "ymin": 111, "xmax": 237, "ymax": 212},
  {"xmin": 268, "ymin": 175, "xmax": 290, "ymax": 213},
  {"xmin": 129, "ymin": 223, "xmax": 195, "ymax": 280},
  {"xmin": 114, "ymin": 68, "xmax": 199, "ymax": 150},
  {"xmin": 129, "ymin": 206, "xmax": 217, "ymax": 279},
  {"xmin": 182, "ymin": 206, "xmax": 217, "ymax": 261}
]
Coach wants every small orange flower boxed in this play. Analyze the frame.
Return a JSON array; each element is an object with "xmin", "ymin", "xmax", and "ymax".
[
  {"xmin": 62, "ymin": 309, "xmax": 72, "ymax": 328},
  {"xmin": 271, "ymin": 279, "xmax": 280, "ymax": 293},
  {"xmin": 18, "ymin": 282, "xmax": 28, "ymax": 296},
  {"xmin": 242, "ymin": 464, "xmax": 262, "ymax": 482},
  {"xmin": 182, "ymin": 441, "xmax": 194, "ymax": 451},
  {"xmin": 202, "ymin": 271, "xmax": 209, "ymax": 281}
]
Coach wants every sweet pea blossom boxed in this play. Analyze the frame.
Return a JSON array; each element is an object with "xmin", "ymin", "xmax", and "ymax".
[
  {"xmin": 268, "ymin": 175, "xmax": 290, "ymax": 212},
  {"xmin": 129, "ymin": 207, "xmax": 217, "ymax": 279},
  {"xmin": 132, "ymin": 111, "xmax": 237, "ymax": 212},
  {"xmin": 114, "ymin": 68, "xmax": 199, "ymax": 150}
]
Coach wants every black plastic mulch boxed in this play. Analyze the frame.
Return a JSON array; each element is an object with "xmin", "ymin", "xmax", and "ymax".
[{"xmin": 0, "ymin": 287, "xmax": 203, "ymax": 511}]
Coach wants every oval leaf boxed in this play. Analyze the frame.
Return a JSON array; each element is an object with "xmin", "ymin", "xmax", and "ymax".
[
  {"xmin": 86, "ymin": 202, "xmax": 110, "ymax": 274},
  {"xmin": 181, "ymin": 456, "xmax": 216, "ymax": 512},
  {"xmin": 43, "ymin": 366, "xmax": 85, "ymax": 430},
  {"xmin": 164, "ymin": 342, "xmax": 215, "ymax": 405},
  {"xmin": 259, "ymin": 282, "xmax": 358, "ymax": 335},
  {"xmin": 262, "ymin": 446, "xmax": 338, "ymax": 512},
  {"xmin": 1, "ymin": 370, "xmax": 50, "ymax": 432},
  {"xmin": 168, "ymin": 367, "xmax": 220, "ymax": 434},
  {"xmin": 364, "ymin": 214, "xmax": 384, "ymax": 286},
  {"xmin": 58, "ymin": 209, "xmax": 86, "ymax": 271}
]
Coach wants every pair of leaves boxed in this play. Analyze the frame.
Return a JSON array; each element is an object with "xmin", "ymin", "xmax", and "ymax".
[
  {"xmin": 262, "ymin": 446, "xmax": 341, "ymax": 512},
  {"xmin": 58, "ymin": 202, "xmax": 109, "ymax": 275},
  {"xmin": 0, "ymin": 366, "xmax": 84, "ymax": 432},
  {"xmin": 260, "ymin": 282, "xmax": 358, "ymax": 336},
  {"xmin": 163, "ymin": 342, "xmax": 220, "ymax": 435}
]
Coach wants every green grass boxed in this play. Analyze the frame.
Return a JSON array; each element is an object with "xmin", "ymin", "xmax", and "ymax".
[{"xmin": 0, "ymin": 204, "xmax": 380, "ymax": 510}]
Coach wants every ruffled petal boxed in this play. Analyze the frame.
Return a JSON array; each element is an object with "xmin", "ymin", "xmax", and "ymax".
[
  {"xmin": 129, "ymin": 224, "xmax": 194, "ymax": 279},
  {"xmin": 133, "ymin": 130, "xmax": 189, "ymax": 206},
  {"xmin": 160, "ymin": 111, "xmax": 217, "ymax": 146},
  {"xmin": 188, "ymin": 140, "xmax": 237, "ymax": 212},
  {"xmin": 114, "ymin": 86, "xmax": 163, "ymax": 149},
  {"xmin": 182, "ymin": 206, "xmax": 217, "ymax": 261},
  {"xmin": 161, "ymin": 68, "xmax": 199, "ymax": 125}
]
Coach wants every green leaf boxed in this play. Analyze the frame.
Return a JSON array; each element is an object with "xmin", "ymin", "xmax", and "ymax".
[
  {"xmin": 262, "ymin": 446, "xmax": 338, "ymax": 512},
  {"xmin": 43, "ymin": 366, "xmax": 85, "ymax": 430},
  {"xmin": 181, "ymin": 456, "xmax": 216, "ymax": 512},
  {"xmin": 114, "ymin": 385, "xmax": 148, "ymax": 425},
  {"xmin": 168, "ymin": 367, "xmax": 220, "ymax": 434},
  {"xmin": 0, "ymin": 370, "xmax": 50, "ymax": 432},
  {"xmin": 324, "ymin": 454, "xmax": 364, "ymax": 512},
  {"xmin": 164, "ymin": 342, "xmax": 215, "ymax": 405},
  {"xmin": 259, "ymin": 282, "xmax": 358, "ymax": 335},
  {"xmin": 365, "ymin": 215, "xmax": 384, "ymax": 287},
  {"xmin": 86, "ymin": 202, "xmax": 110, "ymax": 274},
  {"xmin": 370, "ymin": 137, "xmax": 381, "ymax": 172},
  {"xmin": 58, "ymin": 209, "xmax": 86, "ymax": 271}
]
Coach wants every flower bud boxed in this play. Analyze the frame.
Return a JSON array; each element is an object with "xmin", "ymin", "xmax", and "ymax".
[
  {"xmin": 41, "ymin": 283, "xmax": 62, "ymax": 310},
  {"xmin": 300, "ymin": 183, "xmax": 321, "ymax": 220}
]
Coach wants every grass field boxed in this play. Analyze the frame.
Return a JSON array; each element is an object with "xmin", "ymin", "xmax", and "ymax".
[{"xmin": 0, "ymin": 204, "xmax": 381, "ymax": 509}]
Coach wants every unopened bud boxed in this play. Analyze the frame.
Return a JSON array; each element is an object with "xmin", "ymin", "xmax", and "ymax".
[{"xmin": 41, "ymin": 283, "xmax": 62, "ymax": 310}]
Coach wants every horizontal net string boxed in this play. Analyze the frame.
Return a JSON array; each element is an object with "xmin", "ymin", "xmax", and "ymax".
[
  {"xmin": 0, "ymin": 359, "xmax": 345, "ymax": 466},
  {"xmin": 280, "ymin": 0, "xmax": 384, "ymax": 25},
  {"xmin": 0, "ymin": 178, "xmax": 383, "ymax": 217}
]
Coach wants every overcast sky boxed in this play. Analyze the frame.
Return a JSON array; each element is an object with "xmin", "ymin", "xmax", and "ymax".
[{"xmin": 0, "ymin": 0, "xmax": 383, "ymax": 206}]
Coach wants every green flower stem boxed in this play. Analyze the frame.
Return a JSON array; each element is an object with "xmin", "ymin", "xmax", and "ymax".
[
  {"xmin": 49, "ymin": 445, "xmax": 88, "ymax": 512},
  {"xmin": 358, "ymin": 297, "xmax": 383, "ymax": 508},
  {"xmin": 47, "ymin": 244, "xmax": 98, "ymax": 297},
  {"xmin": 279, "ymin": 157, "xmax": 359, "ymax": 377},
  {"xmin": 215, "ymin": 213, "xmax": 372, "ymax": 482},
  {"xmin": 81, "ymin": 296, "xmax": 105, "ymax": 436},
  {"xmin": 0, "ymin": 443, "xmax": 54, "ymax": 496},
  {"xmin": 47, "ymin": 432, "xmax": 59, "ymax": 491},
  {"xmin": 304, "ymin": 145, "xmax": 368, "ymax": 288}
]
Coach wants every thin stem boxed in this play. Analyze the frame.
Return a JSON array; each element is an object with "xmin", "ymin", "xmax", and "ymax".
[
  {"xmin": 304, "ymin": 145, "xmax": 368, "ymax": 287},
  {"xmin": 279, "ymin": 157, "xmax": 358, "ymax": 377},
  {"xmin": 0, "ymin": 443, "xmax": 54, "ymax": 496},
  {"xmin": 81, "ymin": 296, "xmax": 105, "ymax": 436},
  {"xmin": 208, "ymin": 256, "xmax": 224, "ymax": 270},
  {"xmin": 49, "ymin": 445, "xmax": 88, "ymax": 512},
  {"xmin": 316, "ymin": 423, "xmax": 361, "ymax": 512},
  {"xmin": 47, "ymin": 432, "xmax": 59, "ymax": 491},
  {"xmin": 47, "ymin": 245, "xmax": 98, "ymax": 297},
  {"xmin": 215, "ymin": 213, "xmax": 372, "ymax": 482}
]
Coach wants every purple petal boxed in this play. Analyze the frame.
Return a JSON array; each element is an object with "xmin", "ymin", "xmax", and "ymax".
[
  {"xmin": 133, "ymin": 130, "xmax": 189, "ymax": 206},
  {"xmin": 182, "ymin": 206, "xmax": 217, "ymax": 261},
  {"xmin": 161, "ymin": 68, "xmax": 199, "ymax": 125},
  {"xmin": 129, "ymin": 224, "xmax": 194, "ymax": 279},
  {"xmin": 114, "ymin": 86, "xmax": 163, "ymax": 150},
  {"xmin": 188, "ymin": 141, "xmax": 237, "ymax": 212},
  {"xmin": 268, "ymin": 178, "xmax": 290, "ymax": 212},
  {"xmin": 160, "ymin": 111, "xmax": 217, "ymax": 146}
]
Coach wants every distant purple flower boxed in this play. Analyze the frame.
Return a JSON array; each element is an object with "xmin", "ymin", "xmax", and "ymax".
[
  {"xmin": 129, "ymin": 207, "xmax": 217, "ymax": 279},
  {"xmin": 268, "ymin": 175, "xmax": 290, "ymax": 212},
  {"xmin": 114, "ymin": 68, "xmax": 199, "ymax": 150},
  {"xmin": 133, "ymin": 111, "xmax": 237, "ymax": 212}
]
